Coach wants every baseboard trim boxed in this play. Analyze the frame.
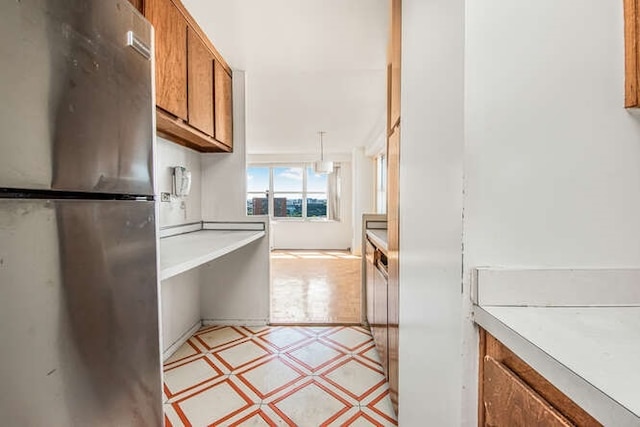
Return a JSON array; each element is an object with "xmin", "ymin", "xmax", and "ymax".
[
  {"xmin": 162, "ymin": 320, "xmax": 202, "ymax": 362},
  {"xmin": 202, "ymin": 318, "xmax": 269, "ymax": 327}
]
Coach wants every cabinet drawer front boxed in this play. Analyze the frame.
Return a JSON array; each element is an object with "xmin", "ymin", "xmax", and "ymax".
[{"xmin": 484, "ymin": 356, "xmax": 573, "ymax": 427}]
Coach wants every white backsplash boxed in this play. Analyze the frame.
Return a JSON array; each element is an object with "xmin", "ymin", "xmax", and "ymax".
[{"xmin": 156, "ymin": 137, "xmax": 202, "ymax": 228}]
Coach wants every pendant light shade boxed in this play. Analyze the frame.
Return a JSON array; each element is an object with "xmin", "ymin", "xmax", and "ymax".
[{"xmin": 313, "ymin": 131, "xmax": 333, "ymax": 174}]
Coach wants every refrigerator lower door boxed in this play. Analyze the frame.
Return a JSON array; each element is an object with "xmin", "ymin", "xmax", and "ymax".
[
  {"xmin": 0, "ymin": 0, "xmax": 154, "ymax": 195},
  {"xmin": 0, "ymin": 199, "xmax": 162, "ymax": 426}
]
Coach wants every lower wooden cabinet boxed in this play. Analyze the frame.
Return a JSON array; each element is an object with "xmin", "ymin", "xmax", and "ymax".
[
  {"xmin": 386, "ymin": 125, "xmax": 400, "ymax": 414},
  {"xmin": 365, "ymin": 240, "xmax": 375, "ymax": 325},
  {"xmin": 479, "ymin": 329, "xmax": 601, "ymax": 427},
  {"xmin": 372, "ymin": 256, "xmax": 389, "ymax": 375},
  {"xmin": 364, "ymin": 236, "xmax": 398, "ymax": 414},
  {"xmin": 484, "ymin": 356, "xmax": 572, "ymax": 426}
]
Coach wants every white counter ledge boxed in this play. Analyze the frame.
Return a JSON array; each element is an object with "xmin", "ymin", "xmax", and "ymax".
[
  {"xmin": 366, "ymin": 229, "xmax": 388, "ymax": 253},
  {"xmin": 472, "ymin": 268, "xmax": 640, "ymax": 426},
  {"xmin": 160, "ymin": 229, "xmax": 265, "ymax": 280},
  {"xmin": 474, "ymin": 305, "xmax": 640, "ymax": 425}
]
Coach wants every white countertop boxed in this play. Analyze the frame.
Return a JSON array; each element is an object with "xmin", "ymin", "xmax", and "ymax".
[
  {"xmin": 160, "ymin": 230, "xmax": 265, "ymax": 280},
  {"xmin": 475, "ymin": 305, "xmax": 640, "ymax": 425},
  {"xmin": 366, "ymin": 229, "xmax": 388, "ymax": 253}
]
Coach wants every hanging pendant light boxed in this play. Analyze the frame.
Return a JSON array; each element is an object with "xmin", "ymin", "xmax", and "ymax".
[{"xmin": 313, "ymin": 131, "xmax": 333, "ymax": 174}]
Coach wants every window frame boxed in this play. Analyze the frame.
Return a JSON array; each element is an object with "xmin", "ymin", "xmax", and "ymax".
[{"xmin": 375, "ymin": 153, "xmax": 387, "ymax": 214}]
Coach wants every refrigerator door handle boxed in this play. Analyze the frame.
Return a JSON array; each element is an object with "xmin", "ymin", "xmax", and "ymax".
[{"xmin": 127, "ymin": 30, "xmax": 152, "ymax": 60}]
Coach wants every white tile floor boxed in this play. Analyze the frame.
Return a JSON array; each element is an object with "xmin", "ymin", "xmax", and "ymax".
[{"xmin": 163, "ymin": 325, "xmax": 397, "ymax": 426}]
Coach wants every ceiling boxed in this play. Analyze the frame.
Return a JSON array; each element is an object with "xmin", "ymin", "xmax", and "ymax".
[{"xmin": 182, "ymin": 0, "xmax": 388, "ymax": 157}]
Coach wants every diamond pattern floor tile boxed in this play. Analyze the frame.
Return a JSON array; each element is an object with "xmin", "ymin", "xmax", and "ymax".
[
  {"xmin": 172, "ymin": 379, "xmax": 253, "ymax": 426},
  {"xmin": 228, "ymin": 409, "xmax": 279, "ymax": 427},
  {"xmin": 213, "ymin": 340, "xmax": 273, "ymax": 371},
  {"xmin": 237, "ymin": 356, "xmax": 306, "ymax": 399},
  {"xmin": 195, "ymin": 326, "xmax": 248, "ymax": 351},
  {"xmin": 322, "ymin": 359, "xmax": 386, "ymax": 400},
  {"xmin": 367, "ymin": 389, "xmax": 399, "ymax": 425},
  {"xmin": 163, "ymin": 326, "xmax": 397, "ymax": 426},
  {"xmin": 164, "ymin": 356, "xmax": 223, "ymax": 398},
  {"xmin": 343, "ymin": 411, "xmax": 386, "ymax": 427},
  {"xmin": 321, "ymin": 327, "xmax": 373, "ymax": 352},
  {"xmin": 258, "ymin": 327, "xmax": 312, "ymax": 351},
  {"xmin": 269, "ymin": 380, "xmax": 351, "ymax": 426},
  {"xmin": 164, "ymin": 341, "xmax": 201, "ymax": 366},
  {"xmin": 286, "ymin": 340, "xmax": 346, "ymax": 372}
]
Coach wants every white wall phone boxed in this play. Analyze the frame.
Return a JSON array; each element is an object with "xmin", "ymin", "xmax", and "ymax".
[{"xmin": 172, "ymin": 166, "xmax": 192, "ymax": 197}]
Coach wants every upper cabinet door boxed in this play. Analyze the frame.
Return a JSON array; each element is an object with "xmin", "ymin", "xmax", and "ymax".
[
  {"xmin": 388, "ymin": 0, "xmax": 401, "ymax": 130},
  {"xmin": 625, "ymin": 0, "xmax": 640, "ymax": 107},
  {"xmin": 214, "ymin": 61, "xmax": 233, "ymax": 149},
  {"xmin": 145, "ymin": 0, "xmax": 188, "ymax": 120},
  {"xmin": 187, "ymin": 29, "xmax": 214, "ymax": 136}
]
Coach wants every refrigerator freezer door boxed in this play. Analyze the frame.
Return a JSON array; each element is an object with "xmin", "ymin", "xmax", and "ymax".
[
  {"xmin": 0, "ymin": 0, "xmax": 154, "ymax": 196},
  {"xmin": 0, "ymin": 199, "xmax": 162, "ymax": 426}
]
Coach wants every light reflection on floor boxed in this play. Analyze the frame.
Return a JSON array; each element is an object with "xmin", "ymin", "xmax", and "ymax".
[{"xmin": 270, "ymin": 250, "xmax": 361, "ymax": 324}]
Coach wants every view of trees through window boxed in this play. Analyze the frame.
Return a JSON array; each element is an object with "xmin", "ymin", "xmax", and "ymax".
[{"xmin": 246, "ymin": 165, "xmax": 330, "ymax": 219}]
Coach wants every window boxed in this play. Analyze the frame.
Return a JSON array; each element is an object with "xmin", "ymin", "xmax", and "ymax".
[
  {"xmin": 246, "ymin": 166, "xmax": 270, "ymax": 215},
  {"xmin": 273, "ymin": 167, "xmax": 303, "ymax": 218},
  {"xmin": 376, "ymin": 154, "xmax": 387, "ymax": 214},
  {"xmin": 306, "ymin": 167, "xmax": 328, "ymax": 218},
  {"xmin": 246, "ymin": 164, "xmax": 340, "ymax": 220}
]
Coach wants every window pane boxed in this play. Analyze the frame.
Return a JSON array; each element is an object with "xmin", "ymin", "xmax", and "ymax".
[
  {"xmin": 247, "ymin": 193, "xmax": 269, "ymax": 216},
  {"xmin": 273, "ymin": 167, "xmax": 303, "ymax": 192},
  {"xmin": 273, "ymin": 193, "xmax": 302, "ymax": 218},
  {"xmin": 306, "ymin": 168, "xmax": 328, "ymax": 192},
  {"xmin": 306, "ymin": 194, "xmax": 327, "ymax": 218},
  {"xmin": 247, "ymin": 167, "xmax": 270, "ymax": 193}
]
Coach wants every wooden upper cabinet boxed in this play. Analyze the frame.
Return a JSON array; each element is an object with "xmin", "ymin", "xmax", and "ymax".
[
  {"xmin": 145, "ymin": 0, "xmax": 188, "ymax": 120},
  {"xmin": 142, "ymin": 0, "xmax": 233, "ymax": 152},
  {"xmin": 214, "ymin": 61, "xmax": 233, "ymax": 149},
  {"xmin": 187, "ymin": 29, "xmax": 214, "ymax": 136},
  {"xmin": 388, "ymin": 0, "xmax": 401, "ymax": 130},
  {"xmin": 625, "ymin": 0, "xmax": 640, "ymax": 107}
]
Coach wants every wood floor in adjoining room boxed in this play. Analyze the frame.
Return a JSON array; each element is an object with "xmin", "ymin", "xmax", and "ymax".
[{"xmin": 270, "ymin": 250, "xmax": 362, "ymax": 324}]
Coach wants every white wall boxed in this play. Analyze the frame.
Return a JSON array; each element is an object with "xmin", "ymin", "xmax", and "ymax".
[
  {"xmin": 156, "ymin": 138, "xmax": 203, "ymax": 355},
  {"xmin": 157, "ymin": 137, "xmax": 203, "ymax": 227},
  {"xmin": 399, "ymin": 0, "xmax": 464, "ymax": 425},
  {"xmin": 351, "ymin": 147, "xmax": 375, "ymax": 255},
  {"xmin": 160, "ymin": 269, "xmax": 200, "ymax": 353},
  {"xmin": 271, "ymin": 161, "xmax": 353, "ymax": 250},
  {"xmin": 158, "ymin": 70, "xmax": 271, "ymax": 353},
  {"xmin": 462, "ymin": 1, "xmax": 640, "ymax": 422},
  {"xmin": 201, "ymin": 71, "xmax": 248, "ymax": 221},
  {"xmin": 199, "ymin": 223, "xmax": 270, "ymax": 324}
]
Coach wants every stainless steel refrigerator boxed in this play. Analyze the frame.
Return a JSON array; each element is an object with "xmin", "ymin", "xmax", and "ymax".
[{"xmin": 0, "ymin": 0, "xmax": 162, "ymax": 425}]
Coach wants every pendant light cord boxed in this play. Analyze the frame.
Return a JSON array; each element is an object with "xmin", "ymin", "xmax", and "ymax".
[{"xmin": 319, "ymin": 131, "xmax": 326, "ymax": 161}]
